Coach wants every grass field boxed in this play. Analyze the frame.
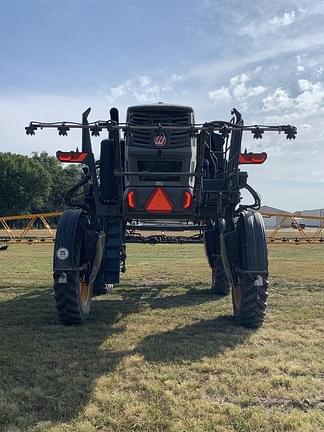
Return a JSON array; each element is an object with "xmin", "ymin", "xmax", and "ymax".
[{"xmin": 0, "ymin": 243, "xmax": 323, "ymax": 432}]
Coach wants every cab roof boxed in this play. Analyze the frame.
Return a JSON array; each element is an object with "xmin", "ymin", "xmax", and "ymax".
[{"xmin": 127, "ymin": 103, "xmax": 193, "ymax": 113}]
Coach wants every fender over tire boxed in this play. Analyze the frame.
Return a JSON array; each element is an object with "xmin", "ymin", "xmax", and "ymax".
[
  {"xmin": 53, "ymin": 210, "xmax": 95, "ymax": 325},
  {"xmin": 232, "ymin": 211, "xmax": 268, "ymax": 328}
]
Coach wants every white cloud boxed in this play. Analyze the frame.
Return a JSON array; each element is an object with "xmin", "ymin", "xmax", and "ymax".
[
  {"xmin": 298, "ymin": 79, "xmax": 312, "ymax": 92},
  {"xmin": 231, "ymin": 73, "xmax": 267, "ymax": 97},
  {"xmin": 105, "ymin": 74, "xmax": 185, "ymax": 104},
  {"xmin": 296, "ymin": 79, "xmax": 324, "ymax": 111},
  {"xmin": 230, "ymin": 73, "xmax": 249, "ymax": 87},
  {"xmin": 138, "ymin": 76, "xmax": 152, "ymax": 88},
  {"xmin": 263, "ymin": 88, "xmax": 293, "ymax": 111},
  {"xmin": 233, "ymin": 82, "xmax": 267, "ymax": 98},
  {"xmin": 209, "ymin": 71, "xmax": 267, "ymax": 104},
  {"xmin": 208, "ymin": 86, "xmax": 231, "ymax": 102},
  {"xmin": 261, "ymin": 79, "xmax": 324, "ymax": 138},
  {"xmin": 269, "ymin": 10, "xmax": 295, "ymax": 27},
  {"xmin": 240, "ymin": 9, "xmax": 296, "ymax": 39},
  {"xmin": 109, "ymin": 82, "xmax": 129, "ymax": 100}
]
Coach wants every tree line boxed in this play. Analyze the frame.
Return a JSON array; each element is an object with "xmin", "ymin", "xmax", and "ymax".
[{"xmin": 0, "ymin": 152, "xmax": 80, "ymax": 216}]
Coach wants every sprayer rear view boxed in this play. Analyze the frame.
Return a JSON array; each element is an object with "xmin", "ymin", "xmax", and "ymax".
[{"xmin": 26, "ymin": 103, "xmax": 297, "ymax": 327}]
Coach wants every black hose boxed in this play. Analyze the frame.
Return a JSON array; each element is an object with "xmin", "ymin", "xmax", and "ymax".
[
  {"xmin": 237, "ymin": 183, "xmax": 261, "ymax": 214},
  {"xmin": 64, "ymin": 175, "xmax": 90, "ymax": 209}
]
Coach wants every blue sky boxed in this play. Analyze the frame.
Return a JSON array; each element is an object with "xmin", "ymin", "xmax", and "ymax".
[{"xmin": 0, "ymin": 0, "xmax": 323, "ymax": 211}]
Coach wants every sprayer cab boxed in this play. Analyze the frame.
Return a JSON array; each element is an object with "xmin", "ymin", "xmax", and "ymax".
[{"xmin": 123, "ymin": 104, "xmax": 196, "ymax": 218}]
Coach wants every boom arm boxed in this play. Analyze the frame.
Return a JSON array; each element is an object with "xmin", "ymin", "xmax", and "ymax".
[{"xmin": 25, "ymin": 115, "xmax": 297, "ymax": 141}]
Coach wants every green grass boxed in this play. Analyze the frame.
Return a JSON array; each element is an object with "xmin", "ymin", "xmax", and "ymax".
[{"xmin": 0, "ymin": 243, "xmax": 323, "ymax": 432}]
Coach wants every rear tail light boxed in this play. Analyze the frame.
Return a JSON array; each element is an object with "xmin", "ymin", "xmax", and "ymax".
[
  {"xmin": 127, "ymin": 191, "xmax": 136, "ymax": 208},
  {"xmin": 56, "ymin": 151, "xmax": 88, "ymax": 163},
  {"xmin": 239, "ymin": 152, "xmax": 267, "ymax": 164},
  {"xmin": 183, "ymin": 191, "xmax": 192, "ymax": 209}
]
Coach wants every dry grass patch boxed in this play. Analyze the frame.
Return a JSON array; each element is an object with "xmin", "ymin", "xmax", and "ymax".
[{"xmin": 0, "ymin": 243, "xmax": 323, "ymax": 431}]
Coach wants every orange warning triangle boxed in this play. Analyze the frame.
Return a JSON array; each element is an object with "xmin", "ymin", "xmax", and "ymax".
[{"xmin": 145, "ymin": 187, "xmax": 173, "ymax": 212}]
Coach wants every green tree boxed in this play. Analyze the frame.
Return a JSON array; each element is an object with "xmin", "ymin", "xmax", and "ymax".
[
  {"xmin": 0, "ymin": 152, "xmax": 81, "ymax": 216},
  {"xmin": 0, "ymin": 153, "xmax": 51, "ymax": 216},
  {"xmin": 31, "ymin": 152, "xmax": 81, "ymax": 212}
]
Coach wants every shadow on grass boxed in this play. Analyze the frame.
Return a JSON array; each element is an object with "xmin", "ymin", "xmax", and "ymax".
[
  {"xmin": 137, "ymin": 316, "xmax": 250, "ymax": 363},
  {"xmin": 0, "ymin": 284, "xmax": 251, "ymax": 429}
]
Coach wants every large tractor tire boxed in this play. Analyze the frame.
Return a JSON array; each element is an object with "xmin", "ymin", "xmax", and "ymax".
[
  {"xmin": 211, "ymin": 258, "xmax": 230, "ymax": 295},
  {"xmin": 231, "ymin": 211, "xmax": 268, "ymax": 328},
  {"xmin": 53, "ymin": 211, "xmax": 94, "ymax": 325}
]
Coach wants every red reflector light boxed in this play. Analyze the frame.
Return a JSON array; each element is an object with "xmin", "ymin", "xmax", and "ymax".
[
  {"xmin": 127, "ymin": 191, "xmax": 135, "ymax": 208},
  {"xmin": 56, "ymin": 151, "xmax": 88, "ymax": 163},
  {"xmin": 183, "ymin": 191, "xmax": 192, "ymax": 209},
  {"xmin": 145, "ymin": 187, "xmax": 173, "ymax": 212},
  {"xmin": 239, "ymin": 152, "xmax": 267, "ymax": 164}
]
